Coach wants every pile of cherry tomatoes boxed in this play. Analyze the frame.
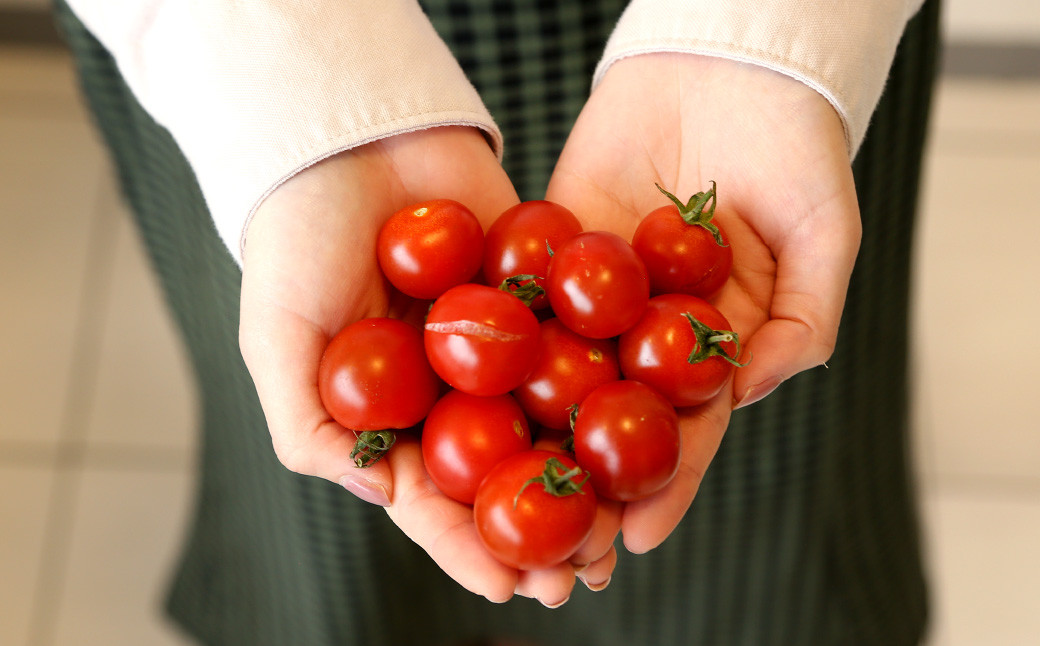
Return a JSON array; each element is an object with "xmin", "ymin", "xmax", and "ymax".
[{"xmin": 317, "ymin": 183, "xmax": 747, "ymax": 571}]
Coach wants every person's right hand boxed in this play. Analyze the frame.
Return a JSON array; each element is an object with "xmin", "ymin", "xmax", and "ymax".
[{"xmin": 238, "ymin": 126, "xmax": 619, "ymax": 607}]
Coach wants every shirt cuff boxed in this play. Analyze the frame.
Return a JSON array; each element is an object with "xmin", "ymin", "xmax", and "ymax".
[
  {"xmin": 66, "ymin": 0, "xmax": 502, "ymax": 265},
  {"xmin": 594, "ymin": 0, "xmax": 926, "ymax": 158}
]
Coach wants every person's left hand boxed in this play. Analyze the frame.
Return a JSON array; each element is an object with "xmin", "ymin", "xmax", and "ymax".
[{"xmin": 546, "ymin": 53, "xmax": 862, "ymax": 554}]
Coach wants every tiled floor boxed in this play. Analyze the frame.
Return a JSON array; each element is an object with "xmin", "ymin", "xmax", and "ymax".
[{"xmin": 1, "ymin": 43, "xmax": 1038, "ymax": 646}]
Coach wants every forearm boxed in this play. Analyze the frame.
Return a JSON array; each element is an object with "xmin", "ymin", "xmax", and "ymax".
[
  {"xmin": 596, "ymin": 0, "xmax": 928, "ymax": 157},
  {"xmin": 64, "ymin": 0, "xmax": 501, "ymax": 264}
]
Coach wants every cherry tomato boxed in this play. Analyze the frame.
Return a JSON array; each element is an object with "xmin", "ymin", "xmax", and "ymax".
[
  {"xmin": 618, "ymin": 294, "xmax": 745, "ymax": 407},
  {"xmin": 482, "ymin": 201, "xmax": 583, "ymax": 309},
  {"xmin": 318, "ymin": 318, "xmax": 440, "ymax": 430},
  {"xmin": 474, "ymin": 450, "xmax": 597, "ymax": 570},
  {"xmin": 531, "ymin": 425, "xmax": 573, "ymax": 454},
  {"xmin": 377, "ymin": 199, "xmax": 484, "ymax": 300},
  {"xmin": 424, "ymin": 283, "xmax": 540, "ymax": 396},
  {"xmin": 512, "ymin": 318, "xmax": 619, "ymax": 431},
  {"xmin": 632, "ymin": 183, "xmax": 732, "ymax": 298},
  {"xmin": 422, "ymin": 390, "xmax": 532, "ymax": 504},
  {"xmin": 545, "ymin": 231, "xmax": 649, "ymax": 339},
  {"xmin": 572, "ymin": 380, "xmax": 680, "ymax": 501}
]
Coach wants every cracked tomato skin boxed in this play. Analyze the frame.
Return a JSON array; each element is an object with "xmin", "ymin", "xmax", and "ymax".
[
  {"xmin": 618, "ymin": 294, "xmax": 739, "ymax": 407},
  {"xmin": 318, "ymin": 317, "xmax": 441, "ymax": 431},
  {"xmin": 482, "ymin": 200, "xmax": 583, "ymax": 310},
  {"xmin": 376, "ymin": 199, "xmax": 484, "ymax": 300},
  {"xmin": 572, "ymin": 380, "xmax": 680, "ymax": 501},
  {"xmin": 474, "ymin": 450, "xmax": 597, "ymax": 570},
  {"xmin": 545, "ymin": 231, "xmax": 649, "ymax": 339},
  {"xmin": 424, "ymin": 283, "xmax": 540, "ymax": 396},
  {"xmin": 422, "ymin": 390, "xmax": 532, "ymax": 504}
]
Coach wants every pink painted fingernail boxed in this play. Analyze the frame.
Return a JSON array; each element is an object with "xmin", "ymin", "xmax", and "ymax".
[
  {"xmin": 339, "ymin": 475, "xmax": 391, "ymax": 507},
  {"xmin": 733, "ymin": 376, "xmax": 783, "ymax": 410}
]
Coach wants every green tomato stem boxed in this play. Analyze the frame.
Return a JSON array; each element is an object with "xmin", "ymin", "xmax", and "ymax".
[
  {"xmin": 498, "ymin": 274, "xmax": 545, "ymax": 308},
  {"xmin": 656, "ymin": 182, "xmax": 727, "ymax": 247},
  {"xmin": 513, "ymin": 457, "xmax": 589, "ymax": 509},
  {"xmin": 683, "ymin": 313, "xmax": 750, "ymax": 368},
  {"xmin": 350, "ymin": 430, "xmax": 396, "ymax": 468},
  {"xmin": 559, "ymin": 404, "xmax": 579, "ymax": 453}
]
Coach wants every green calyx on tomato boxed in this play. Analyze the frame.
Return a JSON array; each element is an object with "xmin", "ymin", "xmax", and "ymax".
[
  {"xmin": 498, "ymin": 274, "xmax": 545, "ymax": 308},
  {"xmin": 350, "ymin": 430, "xmax": 396, "ymax": 468},
  {"xmin": 656, "ymin": 182, "xmax": 726, "ymax": 247},
  {"xmin": 513, "ymin": 457, "xmax": 589, "ymax": 509},
  {"xmin": 682, "ymin": 312, "xmax": 750, "ymax": 368},
  {"xmin": 559, "ymin": 404, "xmax": 580, "ymax": 453}
]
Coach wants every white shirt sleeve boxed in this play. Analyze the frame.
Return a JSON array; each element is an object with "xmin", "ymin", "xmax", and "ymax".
[
  {"xmin": 66, "ymin": 0, "xmax": 925, "ymax": 265},
  {"xmin": 595, "ymin": 0, "xmax": 928, "ymax": 157},
  {"xmin": 64, "ymin": 0, "xmax": 502, "ymax": 265}
]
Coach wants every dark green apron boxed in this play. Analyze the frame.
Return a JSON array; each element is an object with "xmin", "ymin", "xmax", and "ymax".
[{"xmin": 53, "ymin": 1, "xmax": 940, "ymax": 643}]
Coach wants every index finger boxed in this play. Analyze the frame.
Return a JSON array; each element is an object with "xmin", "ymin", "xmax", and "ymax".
[
  {"xmin": 382, "ymin": 437, "xmax": 519, "ymax": 602},
  {"xmin": 619, "ymin": 388, "xmax": 732, "ymax": 554},
  {"xmin": 730, "ymin": 194, "xmax": 862, "ymax": 409}
]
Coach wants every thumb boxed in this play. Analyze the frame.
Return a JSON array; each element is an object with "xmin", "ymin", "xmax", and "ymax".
[
  {"xmin": 240, "ymin": 126, "xmax": 519, "ymax": 505},
  {"xmin": 239, "ymin": 300, "xmax": 395, "ymax": 505},
  {"xmin": 731, "ymin": 196, "xmax": 862, "ymax": 409}
]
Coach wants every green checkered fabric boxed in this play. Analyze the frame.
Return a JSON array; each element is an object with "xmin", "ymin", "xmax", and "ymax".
[{"xmin": 53, "ymin": 0, "xmax": 939, "ymax": 644}]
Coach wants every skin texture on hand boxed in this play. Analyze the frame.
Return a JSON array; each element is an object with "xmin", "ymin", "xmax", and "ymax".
[
  {"xmin": 237, "ymin": 51, "xmax": 862, "ymax": 608},
  {"xmin": 238, "ymin": 126, "xmax": 617, "ymax": 607},
  {"xmin": 545, "ymin": 53, "xmax": 862, "ymax": 554}
]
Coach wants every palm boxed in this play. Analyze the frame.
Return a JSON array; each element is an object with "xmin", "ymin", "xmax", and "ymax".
[
  {"xmin": 240, "ymin": 127, "xmax": 512, "ymax": 480},
  {"xmin": 239, "ymin": 126, "xmax": 613, "ymax": 605},
  {"xmin": 547, "ymin": 53, "xmax": 861, "ymax": 551}
]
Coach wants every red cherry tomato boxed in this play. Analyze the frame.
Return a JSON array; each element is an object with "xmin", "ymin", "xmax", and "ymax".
[
  {"xmin": 377, "ymin": 199, "xmax": 484, "ymax": 300},
  {"xmin": 474, "ymin": 450, "xmax": 597, "ymax": 570},
  {"xmin": 618, "ymin": 294, "xmax": 745, "ymax": 407},
  {"xmin": 512, "ymin": 318, "xmax": 620, "ymax": 431},
  {"xmin": 572, "ymin": 380, "xmax": 680, "ymax": 501},
  {"xmin": 424, "ymin": 283, "xmax": 540, "ymax": 396},
  {"xmin": 632, "ymin": 183, "xmax": 733, "ymax": 298},
  {"xmin": 531, "ymin": 425, "xmax": 573, "ymax": 454},
  {"xmin": 422, "ymin": 390, "xmax": 532, "ymax": 504},
  {"xmin": 482, "ymin": 201, "xmax": 583, "ymax": 309},
  {"xmin": 545, "ymin": 231, "xmax": 649, "ymax": 339},
  {"xmin": 318, "ymin": 318, "xmax": 440, "ymax": 430}
]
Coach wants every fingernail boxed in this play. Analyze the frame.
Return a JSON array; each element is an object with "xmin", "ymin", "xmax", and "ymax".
[
  {"xmin": 578, "ymin": 574, "xmax": 611, "ymax": 592},
  {"xmin": 733, "ymin": 376, "xmax": 783, "ymax": 410},
  {"xmin": 541, "ymin": 595, "xmax": 570, "ymax": 609},
  {"xmin": 339, "ymin": 475, "xmax": 391, "ymax": 507},
  {"xmin": 572, "ymin": 562, "xmax": 590, "ymax": 575}
]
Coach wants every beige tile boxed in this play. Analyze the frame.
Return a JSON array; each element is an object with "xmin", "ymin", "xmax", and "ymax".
[
  {"xmin": 920, "ymin": 486, "xmax": 1040, "ymax": 646},
  {"xmin": 0, "ymin": 45, "xmax": 87, "ymax": 118},
  {"xmin": 82, "ymin": 188, "xmax": 199, "ymax": 454},
  {"xmin": 0, "ymin": 110, "xmax": 110, "ymax": 446},
  {"xmin": 0, "ymin": 465, "xmax": 56, "ymax": 646},
  {"xmin": 943, "ymin": 1, "xmax": 1040, "ymax": 45},
  {"xmin": 49, "ymin": 468, "xmax": 196, "ymax": 646},
  {"xmin": 930, "ymin": 78, "xmax": 1040, "ymax": 140},
  {"xmin": 911, "ymin": 123, "xmax": 1040, "ymax": 484}
]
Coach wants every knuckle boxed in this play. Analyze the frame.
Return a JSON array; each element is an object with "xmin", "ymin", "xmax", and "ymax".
[
  {"xmin": 812, "ymin": 335, "xmax": 837, "ymax": 366},
  {"xmin": 270, "ymin": 437, "xmax": 309, "ymax": 474}
]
